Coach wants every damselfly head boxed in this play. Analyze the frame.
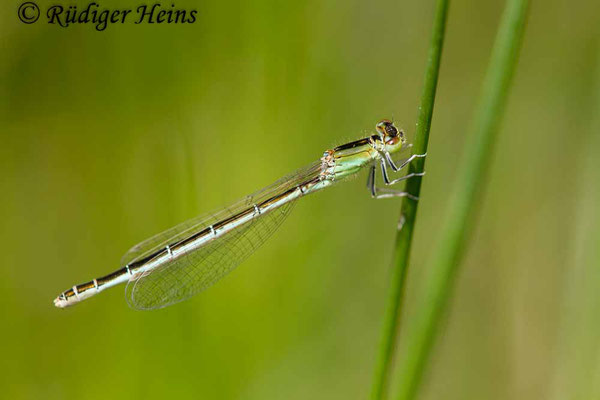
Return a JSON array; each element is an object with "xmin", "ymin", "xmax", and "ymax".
[{"xmin": 376, "ymin": 120, "xmax": 405, "ymax": 149}]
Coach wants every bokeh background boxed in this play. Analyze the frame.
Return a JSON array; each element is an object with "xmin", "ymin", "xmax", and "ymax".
[{"xmin": 1, "ymin": 0, "xmax": 599, "ymax": 399}]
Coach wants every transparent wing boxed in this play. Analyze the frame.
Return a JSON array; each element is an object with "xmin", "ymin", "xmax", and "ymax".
[
  {"xmin": 124, "ymin": 161, "xmax": 322, "ymax": 310},
  {"xmin": 120, "ymin": 161, "xmax": 322, "ymax": 268},
  {"xmin": 120, "ymin": 208, "xmax": 235, "ymax": 267},
  {"xmin": 126, "ymin": 200, "xmax": 295, "ymax": 310},
  {"xmin": 120, "ymin": 212, "xmax": 217, "ymax": 267}
]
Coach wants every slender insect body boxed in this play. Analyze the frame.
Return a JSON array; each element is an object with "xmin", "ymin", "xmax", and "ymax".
[{"xmin": 54, "ymin": 120, "xmax": 424, "ymax": 310}]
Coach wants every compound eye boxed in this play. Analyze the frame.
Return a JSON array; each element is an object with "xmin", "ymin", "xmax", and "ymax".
[
  {"xmin": 385, "ymin": 123, "xmax": 398, "ymax": 137},
  {"xmin": 376, "ymin": 119, "xmax": 393, "ymax": 137},
  {"xmin": 385, "ymin": 136, "xmax": 400, "ymax": 146}
]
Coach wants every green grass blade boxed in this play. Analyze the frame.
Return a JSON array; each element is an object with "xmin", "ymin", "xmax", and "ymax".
[
  {"xmin": 394, "ymin": 0, "xmax": 529, "ymax": 399},
  {"xmin": 370, "ymin": 1, "xmax": 449, "ymax": 399}
]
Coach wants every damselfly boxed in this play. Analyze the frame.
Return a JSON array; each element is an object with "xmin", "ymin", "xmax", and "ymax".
[{"xmin": 54, "ymin": 120, "xmax": 426, "ymax": 310}]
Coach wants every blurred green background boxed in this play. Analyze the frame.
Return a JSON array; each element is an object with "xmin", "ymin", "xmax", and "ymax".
[{"xmin": 1, "ymin": 0, "xmax": 599, "ymax": 399}]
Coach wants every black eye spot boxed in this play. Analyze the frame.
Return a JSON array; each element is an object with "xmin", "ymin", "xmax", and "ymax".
[{"xmin": 385, "ymin": 124, "xmax": 398, "ymax": 136}]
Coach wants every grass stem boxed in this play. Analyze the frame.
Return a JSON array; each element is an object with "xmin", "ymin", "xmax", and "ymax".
[
  {"xmin": 370, "ymin": 1, "xmax": 449, "ymax": 399},
  {"xmin": 393, "ymin": 0, "xmax": 529, "ymax": 399}
]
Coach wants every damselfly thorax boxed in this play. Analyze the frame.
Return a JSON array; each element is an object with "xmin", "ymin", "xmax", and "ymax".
[{"xmin": 54, "ymin": 120, "xmax": 426, "ymax": 310}]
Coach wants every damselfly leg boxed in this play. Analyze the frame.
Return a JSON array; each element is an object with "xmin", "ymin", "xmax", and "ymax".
[
  {"xmin": 380, "ymin": 159, "xmax": 425, "ymax": 185},
  {"xmin": 384, "ymin": 151, "xmax": 427, "ymax": 172},
  {"xmin": 367, "ymin": 149, "xmax": 427, "ymax": 201}
]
